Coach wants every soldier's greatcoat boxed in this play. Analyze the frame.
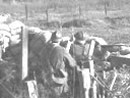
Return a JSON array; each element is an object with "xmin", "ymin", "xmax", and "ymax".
[{"xmin": 40, "ymin": 42, "xmax": 76, "ymax": 98}]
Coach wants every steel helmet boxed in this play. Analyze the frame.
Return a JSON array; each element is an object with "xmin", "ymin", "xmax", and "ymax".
[{"xmin": 51, "ymin": 30, "xmax": 62, "ymax": 43}]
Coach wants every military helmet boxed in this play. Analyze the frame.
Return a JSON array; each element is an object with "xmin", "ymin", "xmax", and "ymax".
[
  {"xmin": 51, "ymin": 30, "xmax": 62, "ymax": 43},
  {"xmin": 74, "ymin": 31, "xmax": 86, "ymax": 41}
]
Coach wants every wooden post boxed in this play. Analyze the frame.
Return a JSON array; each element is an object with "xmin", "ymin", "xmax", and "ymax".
[
  {"xmin": 103, "ymin": 71, "xmax": 106, "ymax": 98},
  {"xmin": 71, "ymin": 26, "xmax": 75, "ymax": 98},
  {"xmin": 88, "ymin": 40, "xmax": 96, "ymax": 77},
  {"xmin": 0, "ymin": 45, "xmax": 3, "ymax": 61},
  {"xmin": 104, "ymin": 0, "xmax": 108, "ymax": 16},
  {"xmin": 81, "ymin": 40, "xmax": 96, "ymax": 98},
  {"xmin": 82, "ymin": 68, "xmax": 91, "ymax": 98},
  {"xmin": 78, "ymin": 5, "xmax": 82, "ymax": 19},
  {"xmin": 45, "ymin": 8, "xmax": 49, "ymax": 22},
  {"xmin": 60, "ymin": 18, "xmax": 62, "ymax": 32},
  {"xmin": 22, "ymin": 27, "xmax": 28, "ymax": 80},
  {"xmin": 25, "ymin": 4, "xmax": 28, "ymax": 21},
  {"xmin": 118, "ymin": 0, "xmax": 121, "ymax": 10},
  {"xmin": 26, "ymin": 79, "xmax": 38, "ymax": 98},
  {"xmin": 88, "ymin": 40, "xmax": 96, "ymax": 98}
]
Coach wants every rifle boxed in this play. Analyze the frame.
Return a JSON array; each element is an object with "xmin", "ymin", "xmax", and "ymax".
[
  {"xmin": 89, "ymin": 73, "xmax": 110, "ymax": 92},
  {"xmin": 101, "ymin": 44, "xmax": 127, "ymax": 52}
]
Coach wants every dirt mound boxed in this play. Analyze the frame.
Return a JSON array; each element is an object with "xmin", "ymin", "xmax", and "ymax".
[
  {"xmin": 105, "ymin": 16, "xmax": 130, "ymax": 27},
  {"xmin": 43, "ymin": 20, "xmax": 61, "ymax": 28},
  {"xmin": 62, "ymin": 19, "xmax": 91, "ymax": 28}
]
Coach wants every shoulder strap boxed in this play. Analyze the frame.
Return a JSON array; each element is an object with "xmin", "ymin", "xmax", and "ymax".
[{"xmin": 82, "ymin": 41, "xmax": 90, "ymax": 56}]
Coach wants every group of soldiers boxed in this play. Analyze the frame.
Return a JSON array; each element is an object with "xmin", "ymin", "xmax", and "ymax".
[
  {"xmin": 1, "ymin": 22, "xmax": 130, "ymax": 98},
  {"xmin": 1, "ymin": 19, "xmax": 130, "ymax": 98},
  {"xmin": 0, "ymin": 15, "xmax": 130, "ymax": 98},
  {"xmin": 38, "ymin": 30, "xmax": 107, "ymax": 98}
]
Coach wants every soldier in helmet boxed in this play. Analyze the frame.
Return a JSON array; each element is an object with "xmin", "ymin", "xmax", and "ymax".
[
  {"xmin": 70, "ymin": 31, "xmax": 111, "ymax": 98},
  {"xmin": 70, "ymin": 31, "xmax": 91, "ymax": 68},
  {"xmin": 40, "ymin": 30, "xmax": 76, "ymax": 98},
  {"xmin": 69, "ymin": 31, "xmax": 91, "ymax": 98}
]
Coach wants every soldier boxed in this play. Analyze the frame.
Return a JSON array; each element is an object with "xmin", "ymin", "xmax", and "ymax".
[
  {"xmin": 40, "ymin": 30, "xmax": 76, "ymax": 98},
  {"xmin": 69, "ymin": 31, "xmax": 92, "ymax": 98}
]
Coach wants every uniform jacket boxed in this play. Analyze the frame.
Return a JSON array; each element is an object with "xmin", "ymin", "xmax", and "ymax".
[
  {"xmin": 50, "ymin": 43, "xmax": 75, "ymax": 72},
  {"xmin": 69, "ymin": 41, "xmax": 90, "ymax": 67},
  {"xmin": 41, "ymin": 42, "xmax": 76, "ymax": 78}
]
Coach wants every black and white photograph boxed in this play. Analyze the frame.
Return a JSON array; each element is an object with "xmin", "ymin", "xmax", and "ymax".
[{"xmin": 0, "ymin": 0, "xmax": 130, "ymax": 98}]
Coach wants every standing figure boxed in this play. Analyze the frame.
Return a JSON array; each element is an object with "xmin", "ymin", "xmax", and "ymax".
[
  {"xmin": 69, "ymin": 31, "xmax": 92, "ymax": 98},
  {"xmin": 40, "ymin": 30, "xmax": 76, "ymax": 98}
]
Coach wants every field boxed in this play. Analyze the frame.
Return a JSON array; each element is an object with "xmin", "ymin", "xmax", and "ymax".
[
  {"xmin": 1, "ymin": 1, "xmax": 130, "ymax": 98},
  {"xmin": 1, "ymin": 2, "xmax": 130, "ymax": 44}
]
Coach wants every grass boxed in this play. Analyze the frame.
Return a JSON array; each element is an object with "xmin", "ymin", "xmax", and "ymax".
[{"xmin": 1, "ymin": 2, "xmax": 130, "ymax": 45}]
